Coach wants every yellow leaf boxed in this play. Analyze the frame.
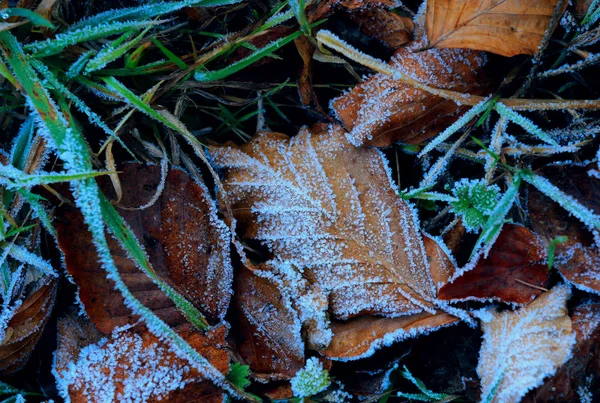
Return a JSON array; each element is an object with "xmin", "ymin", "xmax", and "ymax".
[{"xmin": 426, "ymin": 0, "xmax": 567, "ymax": 57}]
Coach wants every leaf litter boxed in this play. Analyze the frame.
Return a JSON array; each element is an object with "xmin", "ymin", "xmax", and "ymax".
[{"xmin": 1, "ymin": 0, "xmax": 600, "ymax": 401}]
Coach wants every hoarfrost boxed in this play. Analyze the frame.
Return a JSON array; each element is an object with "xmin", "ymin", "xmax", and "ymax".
[{"xmin": 477, "ymin": 285, "xmax": 576, "ymax": 403}]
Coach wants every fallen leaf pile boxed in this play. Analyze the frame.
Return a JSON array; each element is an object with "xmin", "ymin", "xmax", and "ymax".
[{"xmin": 4, "ymin": 0, "xmax": 600, "ymax": 402}]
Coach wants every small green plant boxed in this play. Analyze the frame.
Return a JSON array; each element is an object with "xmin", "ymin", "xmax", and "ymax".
[
  {"xmin": 449, "ymin": 179, "xmax": 501, "ymax": 233},
  {"xmin": 290, "ymin": 357, "xmax": 331, "ymax": 398}
]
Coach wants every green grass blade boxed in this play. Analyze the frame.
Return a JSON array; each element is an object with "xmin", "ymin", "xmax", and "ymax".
[
  {"xmin": 521, "ymin": 170, "xmax": 600, "ymax": 231},
  {"xmin": 85, "ymin": 27, "xmax": 152, "ymax": 74},
  {"xmin": 470, "ymin": 175, "xmax": 522, "ymax": 260},
  {"xmin": 69, "ymin": 0, "xmax": 242, "ymax": 31},
  {"xmin": 151, "ymin": 37, "xmax": 187, "ymax": 69},
  {"xmin": 66, "ymin": 49, "xmax": 95, "ymax": 78},
  {"xmin": 0, "ymin": 8, "xmax": 55, "ymax": 28},
  {"xmin": 9, "ymin": 116, "xmax": 34, "ymax": 170},
  {"xmin": 24, "ymin": 20, "xmax": 164, "ymax": 57},
  {"xmin": 194, "ymin": 30, "xmax": 304, "ymax": 82}
]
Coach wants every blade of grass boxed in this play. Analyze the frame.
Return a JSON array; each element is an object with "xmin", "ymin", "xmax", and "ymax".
[{"xmin": 0, "ymin": 8, "xmax": 55, "ymax": 29}]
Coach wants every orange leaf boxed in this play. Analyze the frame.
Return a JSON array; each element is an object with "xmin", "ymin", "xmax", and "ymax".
[
  {"xmin": 232, "ymin": 266, "xmax": 304, "ymax": 380},
  {"xmin": 319, "ymin": 312, "xmax": 458, "ymax": 360},
  {"xmin": 54, "ymin": 314, "xmax": 228, "ymax": 403},
  {"xmin": 211, "ymin": 124, "xmax": 461, "ymax": 357},
  {"xmin": 0, "ymin": 278, "xmax": 56, "ymax": 374},
  {"xmin": 331, "ymin": 38, "xmax": 486, "ymax": 147},
  {"xmin": 426, "ymin": 0, "xmax": 567, "ymax": 57}
]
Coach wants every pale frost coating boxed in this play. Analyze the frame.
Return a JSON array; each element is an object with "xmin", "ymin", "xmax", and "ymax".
[
  {"xmin": 211, "ymin": 125, "xmax": 451, "ymax": 354},
  {"xmin": 477, "ymin": 285, "xmax": 576, "ymax": 403},
  {"xmin": 290, "ymin": 357, "xmax": 331, "ymax": 398},
  {"xmin": 55, "ymin": 330, "xmax": 200, "ymax": 403}
]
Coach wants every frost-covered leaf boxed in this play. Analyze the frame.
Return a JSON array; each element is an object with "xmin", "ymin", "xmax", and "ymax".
[
  {"xmin": 0, "ymin": 278, "xmax": 56, "ymax": 375},
  {"xmin": 477, "ymin": 284, "xmax": 575, "ymax": 403},
  {"xmin": 331, "ymin": 34, "xmax": 486, "ymax": 147},
  {"xmin": 233, "ymin": 265, "xmax": 304, "ymax": 380},
  {"xmin": 426, "ymin": 0, "xmax": 567, "ymax": 57},
  {"xmin": 439, "ymin": 225, "xmax": 548, "ymax": 304},
  {"xmin": 320, "ymin": 312, "xmax": 458, "ymax": 361},
  {"xmin": 523, "ymin": 303, "xmax": 600, "ymax": 402},
  {"xmin": 528, "ymin": 164, "xmax": 600, "ymax": 293},
  {"xmin": 211, "ymin": 124, "xmax": 458, "ymax": 356},
  {"xmin": 54, "ymin": 315, "xmax": 229, "ymax": 403},
  {"xmin": 347, "ymin": 7, "xmax": 414, "ymax": 49},
  {"xmin": 53, "ymin": 164, "xmax": 233, "ymax": 333}
]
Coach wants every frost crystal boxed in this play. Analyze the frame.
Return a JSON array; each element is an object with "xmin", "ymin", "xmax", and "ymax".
[{"xmin": 290, "ymin": 357, "xmax": 331, "ymax": 398}]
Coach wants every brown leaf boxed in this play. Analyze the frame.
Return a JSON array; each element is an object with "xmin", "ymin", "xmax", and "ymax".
[
  {"xmin": 233, "ymin": 266, "xmax": 304, "ymax": 380},
  {"xmin": 524, "ymin": 303, "xmax": 600, "ymax": 402},
  {"xmin": 426, "ymin": 0, "xmax": 567, "ymax": 57},
  {"xmin": 211, "ymin": 124, "xmax": 457, "ymax": 355},
  {"xmin": 53, "ymin": 164, "xmax": 233, "ymax": 334},
  {"xmin": 319, "ymin": 312, "xmax": 458, "ymax": 360},
  {"xmin": 348, "ymin": 8, "xmax": 414, "ymax": 49},
  {"xmin": 438, "ymin": 224, "xmax": 548, "ymax": 304},
  {"xmin": 331, "ymin": 38, "xmax": 486, "ymax": 147},
  {"xmin": 528, "ymin": 164, "xmax": 600, "ymax": 293},
  {"xmin": 0, "ymin": 278, "xmax": 56, "ymax": 374},
  {"xmin": 54, "ymin": 316, "xmax": 228, "ymax": 403},
  {"xmin": 295, "ymin": 35, "xmax": 316, "ymax": 107},
  {"xmin": 477, "ymin": 285, "xmax": 575, "ymax": 403}
]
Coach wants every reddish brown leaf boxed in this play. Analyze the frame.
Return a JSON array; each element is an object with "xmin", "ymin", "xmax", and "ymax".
[
  {"xmin": 295, "ymin": 35, "xmax": 315, "ymax": 107},
  {"xmin": 0, "ymin": 278, "xmax": 56, "ymax": 375},
  {"xmin": 348, "ymin": 8, "xmax": 414, "ymax": 49},
  {"xmin": 523, "ymin": 303, "xmax": 600, "ymax": 402},
  {"xmin": 438, "ymin": 225, "xmax": 548, "ymax": 304},
  {"xmin": 319, "ymin": 312, "xmax": 458, "ymax": 360},
  {"xmin": 233, "ymin": 266, "xmax": 304, "ymax": 381},
  {"xmin": 53, "ymin": 164, "xmax": 232, "ymax": 334},
  {"xmin": 528, "ymin": 164, "xmax": 600, "ymax": 293},
  {"xmin": 54, "ymin": 315, "xmax": 228, "ymax": 403},
  {"xmin": 331, "ymin": 37, "xmax": 487, "ymax": 147}
]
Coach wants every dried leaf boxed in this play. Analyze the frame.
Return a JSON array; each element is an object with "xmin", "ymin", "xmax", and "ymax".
[
  {"xmin": 528, "ymin": 164, "xmax": 600, "ymax": 294},
  {"xmin": 477, "ymin": 285, "xmax": 575, "ymax": 403},
  {"xmin": 53, "ymin": 164, "xmax": 233, "ymax": 333},
  {"xmin": 439, "ymin": 225, "xmax": 548, "ymax": 304},
  {"xmin": 54, "ymin": 316, "xmax": 228, "ymax": 403},
  {"xmin": 320, "ymin": 312, "xmax": 458, "ymax": 361},
  {"xmin": 426, "ymin": 0, "xmax": 567, "ymax": 57},
  {"xmin": 331, "ymin": 38, "xmax": 486, "ymax": 147},
  {"xmin": 211, "ymin": 124, "xmax": 457, "ymax": 357},
  {"xmin": 523, "ymin": 303, "xmax": 600, "ymax": 402},
  {"xmin": 233, "ymin": 266, "xmax": 304, "ymax": 380},
  {"xmin": 348, "ymin": 8, "xmax": 414, "ymax": 49},
  {"xmin": 0, "ymin": 278, "xmax": 56, "ymax": 374}
]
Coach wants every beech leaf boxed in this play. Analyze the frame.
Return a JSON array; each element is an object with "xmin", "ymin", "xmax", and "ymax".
[
  {"xmin": 211, "ymin": 124, "xmax": 459, "ymax": 358},
  {"xmin": 54, "ymin": 315, "xmax": 229, "ymax": 403},
  {"xmin": 331, "ymin": 37, "xmax": 486, "ymax": 147},
  {"xmin": 477, "ymin": 284, "xmax": 575, "ymax": 403},
  {"xmin": 426, "ymin": 0, "xmax": 567, "ymax": 57}
]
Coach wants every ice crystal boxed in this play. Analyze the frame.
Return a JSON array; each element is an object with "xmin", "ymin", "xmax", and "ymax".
[
  {"xmin": 290, "ymin": 357, "xmax": 331, "ymax": 398},
  {"xmin": 450, "ymin": 179, "xmax": 501, "ymax": 233}
]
